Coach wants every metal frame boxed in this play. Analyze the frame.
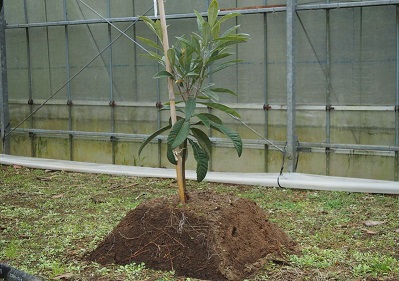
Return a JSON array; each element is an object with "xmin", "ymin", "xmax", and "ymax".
[
  {"xmin": 5, "ymin": 0, "xmax": 399, "ymax": 29},
  {"xmin": 0, "ymin": 0, "xmax": 10, "ymax": 154},
  {"xmin": 1, "ymin": 0, "xmax": 399, "ymax": 179},
  {"xmin": 286, "ymin": 0, "xmax": 297, "ymax": 172}
]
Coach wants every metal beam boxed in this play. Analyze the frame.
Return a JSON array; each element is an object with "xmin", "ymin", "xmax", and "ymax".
[
  {"xmin": 286, "ymin": 0, "xmax": 297, "ymax": 172},
  {"xmin": 396, "ymin": 5, "xmax": 399, "ymax": 180},
  {"xmin": 0, "ymin": 1, "xmax": 10, "ymax": 154},
  {"xmin": 6, "ymin": 0, "xmax": 399, "ymax": 29}
]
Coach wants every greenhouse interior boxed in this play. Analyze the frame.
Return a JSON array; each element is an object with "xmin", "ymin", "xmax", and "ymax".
[{"xmin": 1, "ymin": 0, "xmax": 399, "ymax": 182}]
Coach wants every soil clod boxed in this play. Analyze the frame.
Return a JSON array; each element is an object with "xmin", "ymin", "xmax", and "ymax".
[{"xmin": 88, "ymin": 192, "xmax": 296, "ymax": 281}]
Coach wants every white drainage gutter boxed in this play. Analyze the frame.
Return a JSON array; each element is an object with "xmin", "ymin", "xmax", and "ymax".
[{"xmin": 1, "ymin": 154, "xmax": 398, "ymax": 194}]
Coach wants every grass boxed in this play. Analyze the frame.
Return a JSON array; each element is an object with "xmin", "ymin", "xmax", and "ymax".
[{"xmin": 0, "ymin": 164, "xmax": 398, "ymax": 280}]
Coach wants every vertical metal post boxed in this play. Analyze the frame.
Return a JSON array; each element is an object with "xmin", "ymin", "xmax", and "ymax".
[
  {"xmin": 286, "ymin": 0, "xmax": 297, "ymax": 172},
  {"xmin": 325, "ymin": 9, "xmax": 331, "ymax": 176},
  {"xmin": 263, "ymin": 12, "xmax": 269, "ymax": 173},
  {"xmin": 156, "ymin": 42, "xmax": 162, "ymax": 167},
  {"xmin": 64, "ymin": 0, "xmax": 73, "ymax": 161},
  {"xmin": 132, "ymin": 2, "xmax": 138, "ymax": 101},
  {"xmin": 0, "ymin": 0, "xmax": 10, "ymax": 154},
  {"xmin": 395, "ymin": 5, "xmax": 399, "ymax": 181},
  {"xmin": 107, "ymin": 0, "xmax": 116, "ymax": 164},
  {"xmin": 23, "ymin": 0, "xmax": 35, "ymax": 157}
]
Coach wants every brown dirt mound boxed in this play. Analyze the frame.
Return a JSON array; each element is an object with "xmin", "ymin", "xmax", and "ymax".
[{"xmin": 87, "ymin": 191, "xmax": 296, "ymax": 281}]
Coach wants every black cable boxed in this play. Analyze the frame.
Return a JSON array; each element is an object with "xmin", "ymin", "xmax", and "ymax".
[
  {"xmin": 295, "ymin": 140, "xmax": 300, "ymax": 171},
  {"xmin": 0, "ymin": 263, "xmax": 42, "ymax": 281},
  {"xmin": 0, "ymin": 263, "xmax": 11, "ymax": 278},
  {"xmin": 277, "ymin": 142, "xmax": 287, "ymax": 188}
]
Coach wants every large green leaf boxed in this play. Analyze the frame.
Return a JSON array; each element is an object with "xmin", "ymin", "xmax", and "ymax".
[
  {"xmin": 208, "ymin": 0, "xmax": 219, "ymax": 28},
  {"xmin": 167, "ymin": 119, "xmax": 191, "ymax": 149},
  {"xmin": 198, "ymin": 102, "xmax": 241, "ymax": 119},
  {"xmin": 210, "ymin": 122, "xmax": 242, "ymax": 157},
  {"xmin": 185, "ymin": 98, "xmax": 196, "ymax": 120},
  {"xmin": 167, "ymin": 147, "xmax": 177, "ymax": 165},
  {"xmin": 188, "ymin": 139, "xmax": 209, "ymax": 182},
  {"xmin": 195, "ymin": 113, "xmax": 222, "ymax": 126},
  {"xmin": 190, "ymin": 127, "xmax": 212, "ymax": 157},
  {"xmin": 138, "ymin": 124, "xmax": 171, "ymax": 156}
]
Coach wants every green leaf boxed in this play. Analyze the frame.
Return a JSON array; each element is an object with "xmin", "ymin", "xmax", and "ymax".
[
  {"xmin": 206, "ymin": 60, "xmax": 242, "ymax": 76},
  {"xmin": 175, "ymin": 36, "xmax": 199, "ymax": 54},
  {"xmin": 188, "ymin": 139, "xmax": 209, "ymax": 182},
  {"xmin": 220, "ymin": 25, "xmax": 241, "ymax": 37},
  {"xmin": 167, "ymin": 48, "xmax": 176, "ymax": 67},
  {"xmin": 167, "ymin": 147, "xmax": 177, "ymax": 165},
  {"xmin": 198, "ymin": 102, "xmax": 241, "ymax": 119},
  {"xmin": 216, "ymin": 34, "xmax": 250, "ymax": 42},
  {"xmin": 217, "ymin": 12, "xmax": 241, "ymax": 25},
  {"xmin": 194, "ymin": 10, "xmax": 205, "ymax": 33},
  {"xmin": 139, "ymin": 17, "xmax": 163, "ymax": 41},
  {"xmin": 206, "ymin": 52, "xmax": 234, "ymax": 65},
  {"xmin": 195, "ymin": 113, "xmax": 222, "ymax": 126},
  {"xmin": 212, "ymin": 22, "xmax": 221, "ymax": 39},
  {"xmin": 137, "ymin": 36, "xmax": 163, "ymax": 51},
  {"xmin": 201, "ymin": 89, "xmax": 220, "ymax": 102},
  {"xmin": 216, "ymin": 34, "xmax": 250, "ymax": 49},
  {"xmin": 140, "ymin": 51, "xmax": 164, "ymax": 64},
  {"xmin": 167, "ymin": 119, "xmax": 191, "ymax": 149},
  {"xmin": 138, "ymin": 124, "xmax": 171, "ymax": 156},
  {"xmin": 190, "ymin": 127, "xmax": 212, "ymax": 157},
  {"xmin": 186, "ymin": 72, "xmax": 199, "ymax": 78},
  {"xmin": 194, "ymin": 114, "xmax": 211, "ymax": 128},
  {"xmin": 211, "ymin": 88, "xmax": 237, "ymax": 96},
  {"xmin": 185, "ymin": 98, "xmax": 196, "ymax": 120},
  {"xmin": 208, "ymin": 0, "xmax": 219, "ymax": 28},
  {"xmin": 153, "ymin": 70, "xmax": 174, "ymax": 79},
  {"xmin": 210, "ymin": 122, "xmax": 243, "ymax": 157},
  {"xmin": 202, "ymin": 22, "xmax": 212, "ymax": 45}
]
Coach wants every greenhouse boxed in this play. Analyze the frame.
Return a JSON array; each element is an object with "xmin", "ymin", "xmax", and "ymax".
[{"xmin": 1, "ymin": 0, "xmax": 399, "ymax": 181}]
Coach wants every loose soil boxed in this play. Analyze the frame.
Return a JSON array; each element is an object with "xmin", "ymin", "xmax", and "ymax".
[{"xmin": 88, "ymin": 191, "xmax": 297, "ymax": 281}]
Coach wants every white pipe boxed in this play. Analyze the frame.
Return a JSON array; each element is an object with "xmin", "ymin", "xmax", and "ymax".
[{"xmin": 0, "ymin": 154, "xmax": 398, "ymax": 194}]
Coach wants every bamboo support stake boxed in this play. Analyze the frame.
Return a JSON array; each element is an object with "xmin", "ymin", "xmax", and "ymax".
[{"xmin": 157, "ymin": 0, "xmax": 186, "ymax": 203}]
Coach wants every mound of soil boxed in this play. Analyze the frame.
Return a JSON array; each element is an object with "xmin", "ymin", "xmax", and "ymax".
[{"xmin": 88, "ymin": 192, "xmax": 296, "ymax": 281}]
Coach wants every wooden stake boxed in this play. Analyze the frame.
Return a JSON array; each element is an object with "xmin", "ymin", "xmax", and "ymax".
[{"xmin": 157, "ymin": 0, "xmax": 186, "ymax": 203}]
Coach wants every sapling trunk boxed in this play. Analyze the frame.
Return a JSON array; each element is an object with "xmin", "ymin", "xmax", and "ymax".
[{"xmin": 157, "ymin": 0, "xmax": 186, "ymax": 203}]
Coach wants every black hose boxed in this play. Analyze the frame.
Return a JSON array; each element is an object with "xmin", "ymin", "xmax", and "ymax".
[{"xmin": 0, "ymin": 264, "xmax": 42, "ymax": 281}]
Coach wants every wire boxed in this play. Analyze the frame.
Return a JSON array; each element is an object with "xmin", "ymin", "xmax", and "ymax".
[
  {"xmin": 5, "ymin": 5, "xmax": 154, "ymax": 138},
  {"xmin": 77, "ymin": 0, "xmax": 152, "ymax": 55},
  {"xmin": 230, "ymin": 115, "xmax": 285, "ymax": 153}
]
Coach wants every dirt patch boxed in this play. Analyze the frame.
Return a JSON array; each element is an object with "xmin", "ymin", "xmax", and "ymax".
[{"xmin": 87, "ymin": 191, "xmax": 296, "ymax": 281}]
